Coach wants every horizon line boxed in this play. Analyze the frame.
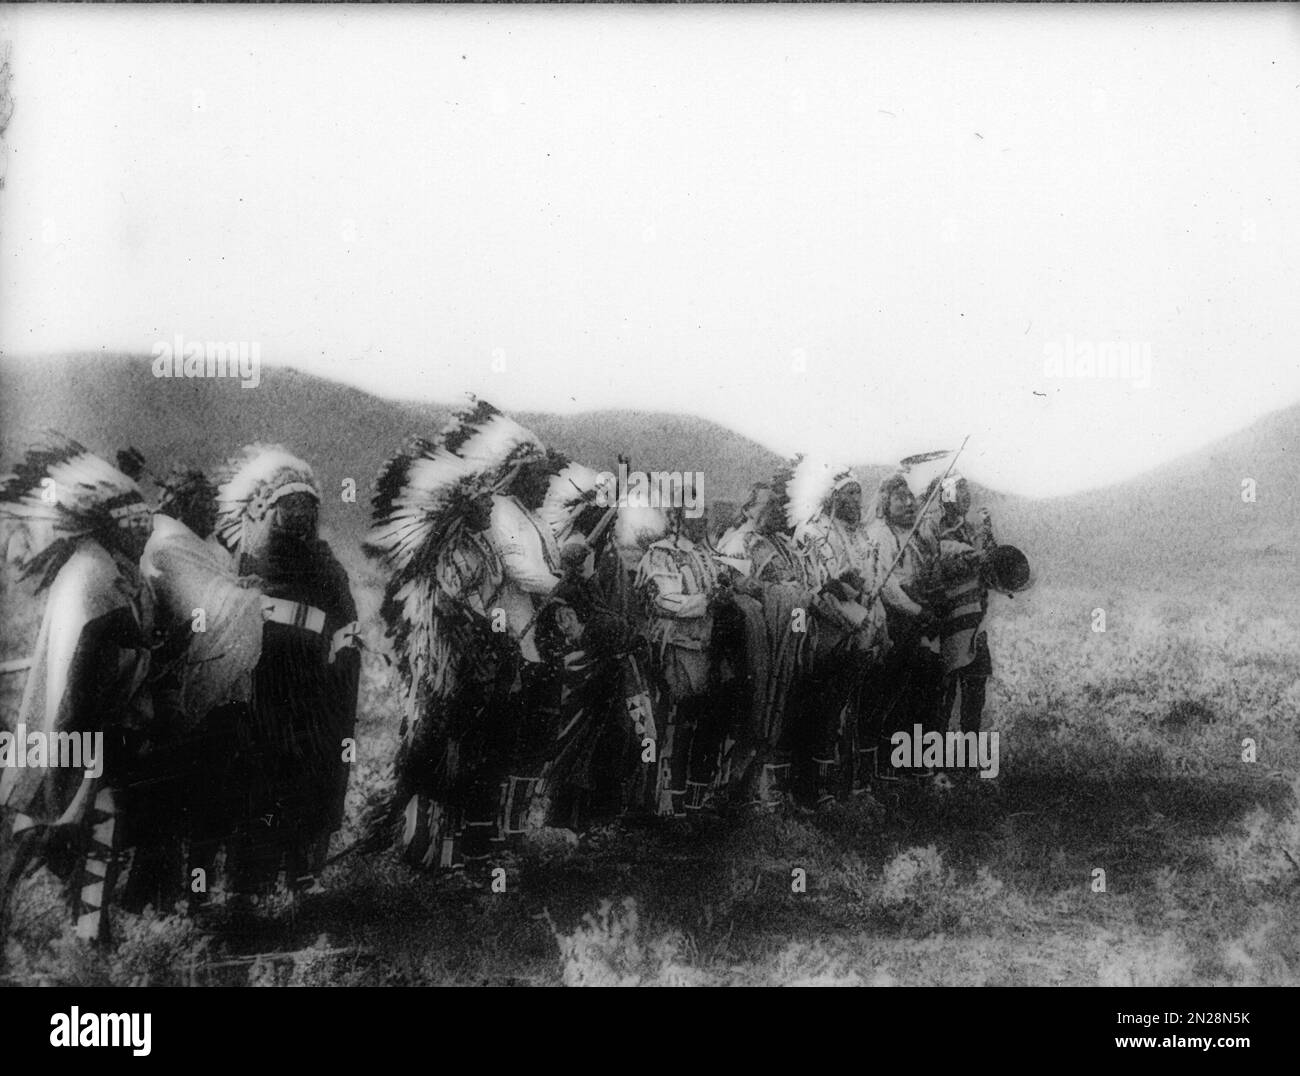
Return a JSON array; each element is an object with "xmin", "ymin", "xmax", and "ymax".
[{"xmin": 1, "ymin": 347, "xmax": 1294, "ymax": 505}]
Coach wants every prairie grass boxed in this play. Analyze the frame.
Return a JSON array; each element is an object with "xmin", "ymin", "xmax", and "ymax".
[{"xmin": 3, "ymin": 570, "xmax": 1298, "ymax": 986}]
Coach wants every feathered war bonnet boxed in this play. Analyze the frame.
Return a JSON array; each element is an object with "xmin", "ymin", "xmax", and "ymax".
[
  {"xmin": 538, "ymin": 458, "xmax": 616, "ymax": 538},
  {"xmin": 364, "ymin": 399, "xmax": 550, "ymax": 720},
  {"xmin": 213, "ymin": 444, "xmax": 321, "ymax": 554},
  {"xmin": 442, "ymin": 398, "xmax": 548, "ymax": 496},
  {"xmin": 782, "ymin": 454, "xmax": 857, "ymax": 532},
  {"xmin": 0, "ymin": 432, "xmax": 151, "ymax": 589},
  {"xmin": 364, "ymin": 397, "xmax": 546, "ymax": 581}
]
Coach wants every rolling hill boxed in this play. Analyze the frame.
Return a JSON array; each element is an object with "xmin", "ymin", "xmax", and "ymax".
[
  {"xmin": 0, "ymin": 352, "xmax": 1294, "ymax": 589},
  {"xmin": 991, "ymin": 402, "xmax": 1298, "ymax": 586},
  {"xmin": 0, "ymin": 353, "xmax": 787, "ymax": 548}
]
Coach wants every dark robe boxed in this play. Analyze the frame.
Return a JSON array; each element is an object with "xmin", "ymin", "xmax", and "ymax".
[{"xmin": 227, "ymin": 536, "xmax": 359, "ymax": 889}]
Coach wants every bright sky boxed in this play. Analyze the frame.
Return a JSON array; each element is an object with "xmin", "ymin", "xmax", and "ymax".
[{"xmin": 2, "ymin": 5, "xmax": 1297, "ymax": 496}]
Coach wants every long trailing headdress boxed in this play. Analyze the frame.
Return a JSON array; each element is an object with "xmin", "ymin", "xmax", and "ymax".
[
  {"xmin": 0, "ymin": 432, "xmax": 150, "ymax": 589},
  {"xmin": 356, "ymin": 399, "xmax": 556, "ymax": 858},
  {"xmin": 365, "ymin": 398, "xmax": 547, "ymax": 712},
  {"xmin": 361, "ymin": 399, "xmax": 554, "ymax": 841},
  {"xmin": 213, "ymin": 444, "xmax": 321, "ymax": 554}
]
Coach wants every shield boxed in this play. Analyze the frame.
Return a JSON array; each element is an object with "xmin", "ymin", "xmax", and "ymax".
[{"xmin": 983, "ymin": 544, "xmax": 1032, "ymax": 593}]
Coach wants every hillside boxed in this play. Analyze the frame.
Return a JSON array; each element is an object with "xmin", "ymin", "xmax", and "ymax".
[
  {"xmin": 0, "ymin": 354, "xmax": 784, "ymax": 547},
  {"xmin": 991, "ymin": 403, "xmax": 1299, "ymax": 586},
  {"xmin": 1, "ymin": 352, "xmax": 1295, "ymax": 589}
]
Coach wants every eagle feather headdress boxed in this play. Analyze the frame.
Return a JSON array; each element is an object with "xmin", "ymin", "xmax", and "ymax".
[
  {"xmin": 539, "ymin": 459, "xmax": 603, "ymax": 538},
  {"xmin": 364, "ymin": 398, "xmax": 547, "ymax": 723},
  {"xmin": 365, "ymin": 398, "xmax": 546, "ymax": 577},
  {"xmin": 783, "ymin": 454, "xmax": 857, "ymax": 531},
  {"xmin": 213, "ymin": 444, "xmax": 320, "ymax": 553},
  {"xmin": 0, "ymin": 433, "xmax": 150, "ymax": 589},
  {"xmin": 543, "ymin": 462, "xmax": 670, "ymax": 562}
]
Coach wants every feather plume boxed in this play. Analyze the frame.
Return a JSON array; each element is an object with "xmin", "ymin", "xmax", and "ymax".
[
  {"xmin": 784, "ymin": 454, "xmax": 854, "ymax": 530},
  {"xmin": 0, "ymin": 432, "xmax": 147, "ymax": 588},
  {"xmin": 539, "ymin": 460, "xmax": 611, "ymax": 536},
  {"xmin": 900, "ymin": 449, "xmax": 958, "ymax": 498},
  {"xmin": 440, "ymin": 397, "xmax": 545, "ymax": 482}
]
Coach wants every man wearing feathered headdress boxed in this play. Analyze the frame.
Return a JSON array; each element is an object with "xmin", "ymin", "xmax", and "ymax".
[
  {"xmin": 367, "ymin": 401, "xmax": 578, "ymax": 869},
  {"xmin": 787, "ymin": 457, "xmax": 888, "ymax": 806},
  {"xmin": 0, "ymin": 436, "xmax": 155, "ymax": 944},
  {"xmin": 530, "ymin": 456, "xmax": 656, "ymax": 828},
  {"xmin": 472, "ymin": 440, "xmax": 585, "ymax": 853},
  {"xmin": 212, "ymin": 444, "xmax": 360, "ymax": 899}
]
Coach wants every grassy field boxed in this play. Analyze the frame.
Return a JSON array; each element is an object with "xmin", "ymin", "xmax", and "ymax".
[{"xmin": 3, "ymin": 548, "xmax": 1298, "ymax": 987}]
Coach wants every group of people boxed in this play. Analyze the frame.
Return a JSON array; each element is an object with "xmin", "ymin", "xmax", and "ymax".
[
  {"xmin": 0, "ymin": 401, "xmax": 1027, "ymax": 947},
  {"xmin": 0, "ymin": 437, "xmax": 360, "ymax": 945},
  {"xmin": 365, "ymin": 402, "xmax": 1028, "ymax": 875}
]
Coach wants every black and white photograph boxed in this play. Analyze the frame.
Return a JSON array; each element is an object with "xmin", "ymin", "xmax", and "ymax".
[{"xmin": 0, "ymin": 0, "xmax": 1296, "ymax": 1015}]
